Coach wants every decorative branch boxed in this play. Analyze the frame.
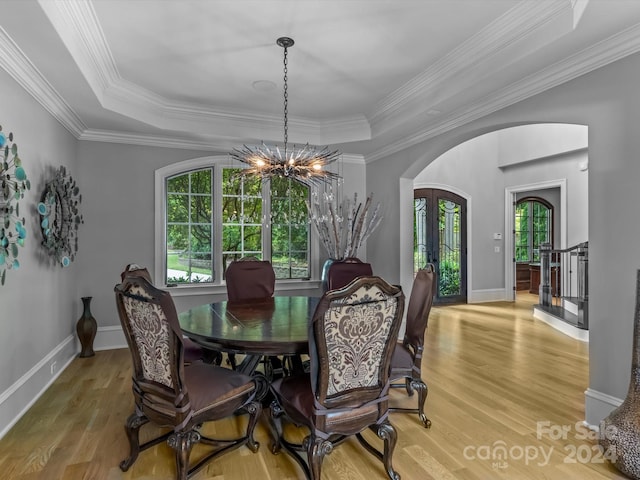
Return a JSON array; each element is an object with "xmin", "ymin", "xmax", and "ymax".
[{"xmin": 307, "ymin": 191, "xmax": 382, "ymax": 260}]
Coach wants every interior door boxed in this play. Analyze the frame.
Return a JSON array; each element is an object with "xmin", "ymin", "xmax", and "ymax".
[{"xmin": 414, "ymin": 188, "xmax": 467, "ymax": 304}]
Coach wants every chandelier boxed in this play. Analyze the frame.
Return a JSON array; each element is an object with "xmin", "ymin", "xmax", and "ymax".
[{"xmin": 231, "ymin": 37, "xmax": 341, "ymax": 187}]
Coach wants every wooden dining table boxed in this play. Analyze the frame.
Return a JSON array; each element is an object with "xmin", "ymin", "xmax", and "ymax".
[{"xmin": 178, "ymin": 295, "xmax": 320, "ymax": 393}]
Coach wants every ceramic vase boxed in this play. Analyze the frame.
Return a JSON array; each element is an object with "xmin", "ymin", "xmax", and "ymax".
[
  {"xmin": 599, "ymin": 270, "xmax": 640, "ymax": 479},
  {"xmin": 77, "ymin": 296, "xmax": 97, "ymax": 358}
]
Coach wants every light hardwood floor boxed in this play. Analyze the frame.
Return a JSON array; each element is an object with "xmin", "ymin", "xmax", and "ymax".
[{"xmin": 0, "ymin": 293, "xmax": 628, "ymax": 479}]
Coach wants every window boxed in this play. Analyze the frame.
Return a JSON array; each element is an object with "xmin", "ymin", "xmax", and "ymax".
[
  {"xmin": 515, "ymin": 197, "xmax": 553, "ymax": 263},
  {"xmin": 222, "ymin": 168, "xmax": 263, "ymax": 268},
  {"xmin": 166, "ymin": 168, "xmax": 213, "ymax": 283},
  {"xmin": 270, "ymin": 175, "xmax": 310, "ymax": 279},
  {"xmin": 158, "ymin": 157, "xmax": 311, "ymax": 287}
]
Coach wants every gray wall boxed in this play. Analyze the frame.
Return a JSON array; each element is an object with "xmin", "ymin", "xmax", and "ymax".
[
  {"xmin": 505, "ymin": 150, "xmax": 588, "ymax": 248},
  {"xmin": 412, "ymin": 126, "xmax": 587, "ymax": 298},
  {"xmin": 74, "ymin": 141, "xmax": 211, "ymax": 327},
  {"xmin": 0, "ymin": 67, "xmax": 79, "ymax": 434},
  {"xmin": 73, "ymin": 143, "xmax": 366, "ymax": 326},
  {"xmin": 366, "ymin": 51, "xmax": 640, "ymax": 424}
]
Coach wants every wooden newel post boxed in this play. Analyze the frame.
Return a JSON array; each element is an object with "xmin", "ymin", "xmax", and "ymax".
[
  {"xmin": 577, "ymin": 242, "xmax": 588, "ymax": 301},
  {"xmin": 540, "ymin": 242, "xmax": 552, "ymax": 307}
]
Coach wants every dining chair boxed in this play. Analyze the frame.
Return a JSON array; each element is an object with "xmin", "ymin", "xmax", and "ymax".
[
  {"xmin": 268, "ymin": 276, "xmax": 405, "ymax": 480},
  {"xmin": 389, "ymin": 264, "xmax": 436, "ymax": 428},
  {"xmin": 115, "ymin": 272, "xmax": 262, "ymax": 480},
  {"xmin": 225, "ymin": 256, "xmax": 282, "ymax": 375},
  {"xmin": 325, "ymin": 257, "xmax": 373, "ymax": 291},
  {"xmin": 119, "ymin": 263, "xmax": 221, "ymax": 365},
  {"xmin": 225, "ymin": 256, "xmax": 276, "ymax": 301}
]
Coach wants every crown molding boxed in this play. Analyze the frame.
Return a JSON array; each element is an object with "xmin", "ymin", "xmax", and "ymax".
[
  {"xmin": 78, "ymin": 128, "xmax": 368, "ymax": 166},
  {"xmin": 369, "ymin": 0, "xmax": 578, "ymax": 135},
  {"xmin": 78, "ymin": 129, "xmax": 225, "ymax": 151},
  {"xmin": 37, "ymin": 0, "xmax": 117, "ymax": 98},
  {"xmin": 0, "ymin": 26, "xmax": 86, "ymax": 137},
  {"xmin": 366, "ymin": 21, "xmax": 640, "ymax": 163},
  {"xmin": 340, "ymin": 154, "xmax": 365, "ymax": 165}
]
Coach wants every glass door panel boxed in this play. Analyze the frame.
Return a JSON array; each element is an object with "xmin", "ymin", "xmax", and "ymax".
[
  {"xmin": 414, "ymin": 188, "xmax": 467, "ymax": 304},
  {"xmin": 438, "ymin": 198, "xmax": 462, "ymax": 298}
]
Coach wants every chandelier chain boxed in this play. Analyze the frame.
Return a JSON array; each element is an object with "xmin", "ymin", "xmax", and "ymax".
[{"xmin": 283, "ymin": 43, "xmax": 289, "ymax": 156}]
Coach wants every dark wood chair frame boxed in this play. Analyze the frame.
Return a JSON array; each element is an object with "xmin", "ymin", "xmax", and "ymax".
[
  {"xmin": 268, "ymin": 276, "xmax": 405, "ymax": 480},
  {"xmin": 389, "ymin": 264, "xmax": 436, "ymax": 428},
  {"xmin": 115, "ymin": 273, "xmax": 262, "ymax": 480}
]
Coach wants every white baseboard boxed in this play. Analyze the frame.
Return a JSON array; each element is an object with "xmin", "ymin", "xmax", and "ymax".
[
  {"xmin": 584, "ymin": 388, "xmax": 623, "ymax": 427},
  {"xmin": 94, "ymin": 325, "xmax": 127, "ymax": 351},
  {"xmin": 0, "ymin": 335, "xmax": 77, "ymax": 439},
  {"xmin": 468, "ymin": 288, "xmax": 506, "ymax": 303},
  {"xmin": 533, "ymin": 307, "xmax": 589, "ymax": 342},
  {"xmin": 0, "ymin": 325, "xmax": 128, "ymax": 440}
]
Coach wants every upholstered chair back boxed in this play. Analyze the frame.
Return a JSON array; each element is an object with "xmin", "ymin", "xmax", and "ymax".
[
  {"xmin": 120, "ymin": 263, "xmax": 152, "ymax": 282},
  {"xmin": 403, "ymin": 264, "xmax": 436, "ymax": 350},
  {"xmin": 326, "ymin": 257, "xmax": 373, "ymax": 291},
  {"xmin": 225, "ymin": 257, "xmax": 276, "ymax": 301},
  {"xmin": 310, "ymin": 276, "xmax": 404, "ymax": 419}
]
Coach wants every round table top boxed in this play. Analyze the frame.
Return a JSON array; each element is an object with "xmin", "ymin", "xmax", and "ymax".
[{"xmin": 178, "ymin": 295, "xmax": 320, "ymax": 356}]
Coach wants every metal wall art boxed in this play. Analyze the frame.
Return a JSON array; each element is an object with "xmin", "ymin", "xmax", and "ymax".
[
  {"xmin": 38, "ymin": 166, "xmax": 83, "ymax": 267},
  {"xmin": 0, "ymin": 125, "xmax": 30, "ymax": 285}
]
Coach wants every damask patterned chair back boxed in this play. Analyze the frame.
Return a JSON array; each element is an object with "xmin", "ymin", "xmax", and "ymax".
[
  {"xmin": 268, "ymin": 275, "xmax": 404, "ymax": 480},
  {"xmin": 118, "ymin": 263, "xmax": 210, "ymax": 364},
  {"xmin": 325, "ymin": 257, "xmax": 373, "ymax": 291},
  {"xmin": 115, "ymin": 273, "xmax": 191, "ymax": 425},
  {"xmin": 311, "ymin": 275, "xmax": 403, "ymax": 416},
  {"xmin": 225, "ymin": 257, "xmax": 276, "ymax": 301},
  {"xmin": 389, "ymin": 264, "xmax": 436, "ymax": 428}
]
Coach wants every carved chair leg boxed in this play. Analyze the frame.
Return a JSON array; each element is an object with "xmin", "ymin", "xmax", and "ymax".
[
  {"xmin": 307, "ymin": 437, "xmax": 332, "ymax": 480},
  {"xmin": 376, "ymin": 422, "xmax": 400, "ymax": 480},
  {"xmin": 119, "ymin": 412, "xmax": 148, "ymax": 471},
  {"xmin": 245, "ymin": 401, "xmax": 262, "ymax": 452},
  {"xmin": 404, "ymin": 376, "xmax": 414, "ymax": 396},
  {"xmin": 168, "ymin": 430, "xmax": 200, "ymax": 480},
  {"xmin": 268, "ymin": 400, "xmax": 284, "ymax": 454},
  {"xmin": 411, "ymin": 377, "xmax": 431, "ymax": 428}
]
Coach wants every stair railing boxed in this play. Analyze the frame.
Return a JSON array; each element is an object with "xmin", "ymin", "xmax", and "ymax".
[{"xmin": 539, "ymin": 241, "xmax": 588, "ymax": 328}]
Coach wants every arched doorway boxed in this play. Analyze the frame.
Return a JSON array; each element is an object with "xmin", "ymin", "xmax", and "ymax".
[{"xmin": 414, "ymin": 188, "xmax": 467, "ymax": 304}]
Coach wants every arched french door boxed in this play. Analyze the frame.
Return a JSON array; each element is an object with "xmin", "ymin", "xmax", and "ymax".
[{"xmin": 414, "ymin": 188, "xmax": 467, "ymax": 304}]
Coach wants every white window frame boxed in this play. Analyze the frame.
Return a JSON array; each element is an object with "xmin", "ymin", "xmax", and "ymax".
[{"xmin": 155, "ymin": 155, "xmax": 321, "ymax": 297}]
